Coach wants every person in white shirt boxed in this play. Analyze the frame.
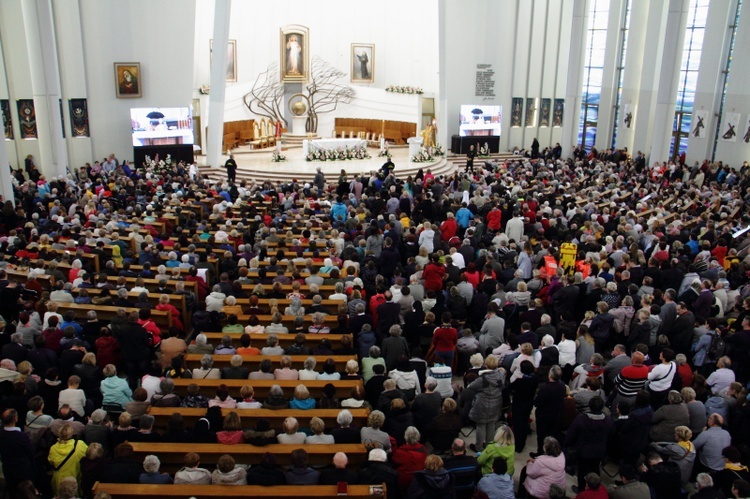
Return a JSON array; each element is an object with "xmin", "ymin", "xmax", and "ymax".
[
  {"xmin": 557, "ymin": 332, "xmax": 577, "ymax": 367},
  {"xmin": 58, "ymin": 375, "xmax": 86, "ymax": 417},
  {"xmin": 706, "ymin": 356, "xmax": 735, "ymax": 394}
]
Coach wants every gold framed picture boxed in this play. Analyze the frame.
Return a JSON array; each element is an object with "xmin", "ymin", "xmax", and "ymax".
[
  {"xmin": 280, "ymin": 25, "xmax": 309, "ymax": 83},
  {"xmin": 114, "ymin": 62, "xmax": 141, "ymax": 98},
  {"xmin": 210, "ymin": 39, "xmax": 237, "ymax": 82},
  {"xmin": 351, "ymin": 44, "xmax": 374, "ymax": 83}
]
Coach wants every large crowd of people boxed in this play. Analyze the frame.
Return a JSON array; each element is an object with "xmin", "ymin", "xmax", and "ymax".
[{"xmin": 0, "ymin": 148, "xmax": 749, "ymax": 499}]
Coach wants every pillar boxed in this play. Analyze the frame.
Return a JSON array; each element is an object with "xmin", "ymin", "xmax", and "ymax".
[
  {"xmin": 205, "ymin": 0, "xmax": 231, "ymax": 169},
  {"xmin": 561, "ymin": 0, "xmax": 588, "ymax": 159}
]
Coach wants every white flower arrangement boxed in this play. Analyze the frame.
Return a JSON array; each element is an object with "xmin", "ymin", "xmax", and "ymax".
[
  {"xmin": 411, "ymin": 147, "xmax": 435, "ymax": 163},
  {"xmin": 478, "ymin": 142, "xmax": 490, "ymax": 157},
  {"xmin": 199, "ymin": 84, "xmax": 210, "ymax": 95},
  {"xmin": 378, "ymin": 147, "xmax": 391, "ymax": 158},
  {"xmin": 385, "ymin": 85, "xmax": 424, "ymax": 95},
  {"xmin": 305, "ymin": 146, "xmax": 371, "ymax": 162},
  {"xmin": 271, "ymin": 151, "xmax": 286, "ymax": 162}
]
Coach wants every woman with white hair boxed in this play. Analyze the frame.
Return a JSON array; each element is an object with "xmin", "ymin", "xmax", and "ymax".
[
  {"xmin": 140, "ymin": 455, "xmax": 173, "ymax": 484},
  {"xmin": 418, "ymin": 222, "xmax": 435, "ymax": 253},
  {"xmin": 277, "ymin": 417, "xmax": 306, "ymax": 444}
]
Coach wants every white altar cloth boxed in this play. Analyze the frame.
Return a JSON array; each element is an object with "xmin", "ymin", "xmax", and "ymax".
[{"xmin": 303, "ymin": 138, "xmax": 367, "ymax": 155}]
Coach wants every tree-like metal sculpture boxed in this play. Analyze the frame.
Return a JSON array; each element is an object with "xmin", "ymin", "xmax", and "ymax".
[
  {"xmin": 243, "ymin": 57, "xmax": 355, "ymax": 135},
  {"xmin": 304, "ymin": 56, "xmax": 356, "ymax": 133},
  {"xmin": 243, "ymin": 63, "xmax": 287, "ymax": 128}
]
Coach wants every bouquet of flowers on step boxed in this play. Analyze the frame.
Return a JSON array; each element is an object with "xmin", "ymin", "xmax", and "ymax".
[
  {"xmin": 378, "ymin": 147, "xmax": 391, "ymax": 158},
  {"xmin": 142, "ymin": 154, "xmax": 172, "ymax": 175},
  {"xmin": 306, "ymin": 145, "xmax": 371, "ymax": 162},
  {"xmin": 271, "ymin": 151, "xmax": 286, "ymax": 162},
  {"xmin": 431, "ymin": 144, "xmax": 446, "ymax": 157},
  {"xmin": 199, "ymin": 84, "xmax": 210, "ymax": 95},
  {"xmin": 478, "ymin": 142, "xmax": 490, "ymax": 157},
  {"xmin": 385, "ymin": 85, "xmax": 424, "ymax": 95},
  {"xmin": 411, "ymin": 147, "xmax": 434, "ymax": 163}
]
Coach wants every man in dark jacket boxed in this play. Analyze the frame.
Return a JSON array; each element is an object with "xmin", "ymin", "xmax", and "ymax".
[
  {"xmin": 565, "ymin": 396, "xmax": 615, "ymax": 492},
  {"xmin": 0, "ymin": 409, "xmax": 37, "ymax": 494},
  {"xmin": 410, "ymin": 377, "xmax": 442, "ymax": 433},
  {"xmin": 375, "ymin": 291, "xmax": 402, "ymax": 341},
  {"xmin": 358, "ymin": 448, "xmax": 401, "ymax": 499},
  {"xmin": 669, "ymin": 301, "xmax": 695, "ymax": 356},
  {"xmin": 114, "ymin": 312, "xmax": 151, "ymax": 389},
  {"xmin": 443, "ymin": 439, "xmax": 482, "ymax": 499},
  {"xmin": 319, "ymin": 451, "xmax": 359, "ymax": 485},
  {"xmin": 99, "ymin": 443, "xmax": 143, "ymax": 484},
  {"xmin": 533, "ymin": 365, "xmax": 566, "ymax": 455}
]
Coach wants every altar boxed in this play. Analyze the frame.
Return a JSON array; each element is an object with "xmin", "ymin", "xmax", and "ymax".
[{"xmin": 302, "ymin": 137, "xmax": 367, "ymax": 155}]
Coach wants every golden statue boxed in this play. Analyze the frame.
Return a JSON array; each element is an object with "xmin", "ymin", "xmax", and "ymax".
[{"xmin": 421, "ymin": 123, "xmax": 435, "ymax": 148}]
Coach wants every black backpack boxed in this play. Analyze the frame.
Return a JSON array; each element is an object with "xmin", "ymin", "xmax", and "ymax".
[{"xmin": 708, "ymin": 331, "xmax": 726, "ymax": 360}]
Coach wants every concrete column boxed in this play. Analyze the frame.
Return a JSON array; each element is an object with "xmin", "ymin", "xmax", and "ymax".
[
  {"xmin": 33, "ymin": 0, "xmax": 68, "ymax": 178},
  {"xmin": 205, "ymin": 0, "xmax": 231, "ymax": 170},
  {"xmin": 594, "ymin": 0, "xmax": 625, "ymax": 152},
  {"xmin": 649, "ymin": 0, "xmax": 690, "ymax": 163},
  {"xmin": 561, "ymin": 0, "xmax": 588, "ymax": 159}
]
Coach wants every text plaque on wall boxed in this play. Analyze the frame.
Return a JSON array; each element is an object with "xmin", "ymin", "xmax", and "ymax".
[{"xmin": 475, "ymin": 64, "xmax": 495, "ymax": 99}]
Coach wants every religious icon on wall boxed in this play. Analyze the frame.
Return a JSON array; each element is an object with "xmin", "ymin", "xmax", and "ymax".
[
  {"xmin": 539, "ymin": 98, "xmax": 551, "ymax": 127},
  {"xmin": 17, "ymin": 99, "xmax": 37, "ymax": 139},
  {"xmin": 744, "ymin": 115, "xmax": 750, "ymax": 144},
  {"xmin": 114, "ymin": 62, "xmax": 142, "ymax": 98},
  {"xmin": 1, "ymin": 100, "xmax": 12, "ymax": 140},
  {"xmin": 525, "ymin": 98, "xmax": 537, "ymax": 127},
  {"xmin": 69, "ymin": 99, "xmax": 90, "ymax": 137},
  {"xmin": 511, "ymin": 98, "xmax": 523, "ymax": 127},
  {"xmin": 280, "ymin": 25, "xmax": 309, "ymax": 82},
  {"xmin": 553, "ymin": 99, "xmax": 564, "ymax": 127},
  {"xmin": 692, "ymin": 110, "xmax": 707, "ymax": 139},
  {"xmin": 623, "ymin": 103, "xmax": 634, "ymax": 129},
  {"xmin": 210, "ymin": 39, "xmax": 237, "ymax": 82},
  {"xmin": 351, "ymin": 43, "xmax": 375, "ymax": 83},
  {"xmin": 721, "ymin": 113, "xmax": 740, "ymax": 142}
]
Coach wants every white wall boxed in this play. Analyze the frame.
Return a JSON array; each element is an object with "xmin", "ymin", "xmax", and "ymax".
[
  {"xmin": 439, "ymin": 0, "xmax": 572, "ymax": 153},
  {"xmin": 194, "ymin": 0, "xmax": 438, "ymax": 139},
  {"xmin": 79, "ymin": 0, "xmax": 196, "ymax": 163}
]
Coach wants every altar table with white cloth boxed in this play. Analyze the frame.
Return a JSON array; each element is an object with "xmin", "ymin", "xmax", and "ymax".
[{"xmin": 303, "ymin": 138, "xmax": 367, "ymax": 155}]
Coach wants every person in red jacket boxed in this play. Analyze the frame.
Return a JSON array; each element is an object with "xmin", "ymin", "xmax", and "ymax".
[
  {"xmin": 574, "ymin": 472, "xmax": 609, "ymax": 498},
  {"xmin": 486, "ymin": 204, "xmax": 502, "ymax": 232},
  {"xmin": 391, "ymin": 426, "xmax": 428, "ymax": 492},
  {"xmin": 422, "ymin": 254, "xmax": 446, "ymax": 292},
  {"xmin": 432, "ymin": 312, "xmax": 458, "ymax": 366},
  {"xmin": 440, "ymin": 213, "xmax": 458, "ymax": 243}
]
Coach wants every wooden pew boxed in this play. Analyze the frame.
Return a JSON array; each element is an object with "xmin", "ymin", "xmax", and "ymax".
[
  {"xmin": 184, "ymin": 354, "xmax": 355, "ymax": 372},
  {"xmin": 92, "ymin": 482, "xmax": 385, "ymax": 498},
  {"xmin": 72, "ymin": 288, "xmax": 189, "ymax": 330},
  {"xmin": 235, "ymin": 314, "xmax": 339, "ymax": 325},
  {"xmin": 170, "ymin": 379, "xmax": 362, "ymax": 399},
  {"xmin": 104, "ymin": 276, "xmax": 198, "ymax": 296},
  {"xmin": 127, "ymin": 442, "xmax": 369, "ymax": 469},
  {"xmin": 54, "ymin": 303, "xmax": 172, "ymax": 331},
  {"xmin": 147, "ymin": 407, "xmax": 369, "ymax": 431},
  {"xmin": 236, "ymin": 298, "xmax": 345, "ymax": 315},
  {"xmin": 200, "ymin": 332, "xmax": 346, "ymax": 349}
]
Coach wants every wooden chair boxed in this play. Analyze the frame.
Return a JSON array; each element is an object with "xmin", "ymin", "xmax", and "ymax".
[
  {"xmin": 266, "ymin": 119, "xmax": 276, "ymax": 147},
  {"xmin": 250, "ymin": 121, "xmax": 263, "ymax": 149}
]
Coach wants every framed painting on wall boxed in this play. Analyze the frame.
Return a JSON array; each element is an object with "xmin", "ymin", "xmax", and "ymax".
[
  {"xmin": 525, "ymin": 98, "xmax": 537, "ymax": 127},
  {"xmin": 210, "ymin": 39, "xmax": 237, "ymax": 82},
  {"xmin": 69, "ymin": 99, "xmax": 90, "ymax": 137},
  {"xmin": 553, "ymin": 99, "xmax": 564, "ymax": 127},
  {"xmin": 511, "ymin": 98, "xmax": 523, "ymax": 127},
  {"xmin": 539, "ymin": 98, "xmax": 551, "ymax": 127},
  {"xmin": 721, "ymin": 113, "xmax": 740, "ymax": 142},
  {"xmin": 351, "ymin": 44, "xmax": 374, "ymax": 83},
  {"xmin": 692, "ymin": 110, "xmax": 707, "ymax": 138},
  {"xmin": 17, "ymin": 99, "xmax": 37, "ymax": 139},
  {"xmin": 114, "ymin": 62, "xmax": 141, "ymax": 98},
  {"xmin": 280, "ymin": 25, "xmax": 309, "ymax": 83},
  {"xmin": 1, "ymin": 100, "xmax": 12, "ymax": 139}
]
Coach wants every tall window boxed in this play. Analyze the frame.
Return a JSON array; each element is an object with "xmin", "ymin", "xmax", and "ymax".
[
  {"xmin": 612, "ymin": 0, "xmax": 631, "ymax": 148},
  {"xmin": 671, "ymin": 0, "xmax": 710, "ymax": 157},
  {"xmin": 578, "ymin": 0, "xmax": 611, "ymax": 151}
]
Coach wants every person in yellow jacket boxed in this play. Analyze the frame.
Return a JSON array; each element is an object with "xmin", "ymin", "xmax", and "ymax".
[{"xmin": 48, "ymin": 423, "xmax": 88, "ymax": 495}]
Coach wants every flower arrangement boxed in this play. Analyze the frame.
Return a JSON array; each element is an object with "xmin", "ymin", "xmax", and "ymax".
[
  {"xmin": 142, "ymin": 154, "xmax": 173, "ymax": 175},
  {"xmin": 378, "ymin": 146, "xmax": 391, "ymax": 158},
  {"xmin": 431, "ymin": 144, "xmax": 446, "ymax": 157},
  {"xmin": 199, "ymin": 84, "xmax": 210, "ymax": 95},
  {"xmin": 385, "ymin": 85, "xmax": 424, "ymax": 95},
  {"xmin": 478, "ymin": 142, "xmax": 490, "ymax": 157},
  {"xmin": 271, "ymin": 151, "xmax": 286, "ymax": 162},
  {"xmin": 306, "ymin": 146, "xmax": 371, "ymax": 162},
  {"xmin": 411, "ymin": 147, "xmax": 435, "ymax": 163}
]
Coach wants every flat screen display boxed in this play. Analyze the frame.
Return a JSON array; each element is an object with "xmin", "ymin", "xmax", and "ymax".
[
  {"xmin": 459, "ymin": 105, "xmax": 502, "ymax": 137},
  {"xmin": 131, "ymin": 107, "xmax": 193, "ymax": 146}
]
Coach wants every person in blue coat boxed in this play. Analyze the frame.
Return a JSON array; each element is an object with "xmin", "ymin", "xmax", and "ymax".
[{"xmin": 477, "ymin": 457, "xmax": 515, "ymax": 499}]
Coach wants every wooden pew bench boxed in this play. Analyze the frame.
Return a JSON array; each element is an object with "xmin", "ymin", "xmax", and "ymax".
[
  {"xmin": 127, "ymin": 442, "xmax": 368, "ymax": 469},
  {"xmin": 92, "ymin": 482, "xmax": 385, "ymax": 498},
  {"xmin": 234, "ymin": 314, "xmax": 339, "ymax": 326},
  {"xmin": 170, "ymin": 379, "xmax": 362, "ymax": 399},
  {"xmin": 200, "ymin": 332, "xmax": 346, "ymax": 350},
  {"xmin": 147, "ymin": 407, "xmax": 370, "ymax": 431},
  {"xmin": 72, "ymin": 288, "xmax": 189, "ymax": 329},
  {"xmin": 184, "ymin": 354, "xmax": 355, "ymax": 372},
  {"xmin": 54, "ymin": 303, "xmax": 172, "ymax": 331}
]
